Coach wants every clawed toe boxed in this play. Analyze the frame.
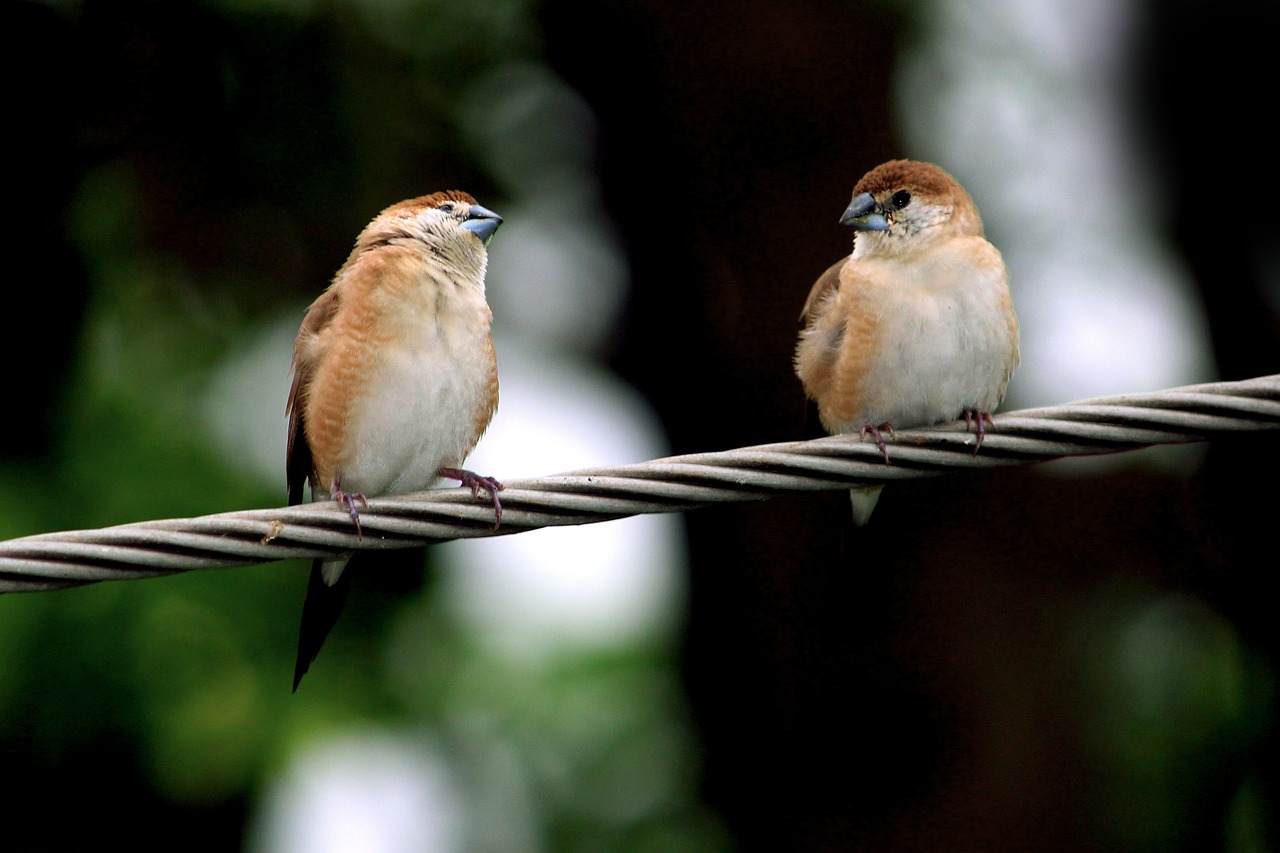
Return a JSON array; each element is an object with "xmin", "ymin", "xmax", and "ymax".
[
  {"xmin": 330, "ymin": 481, "xmax": 369, "ymax": 539},
  {"xmin": 439, "ymin": 466, "xmax": 505, "ymax": 531},
  {"xmin": 860, "ymin": 422, "xmax": 894, "ymax": 463},
  {"xmin": 963, "ymin": 409, "xmax": 996, "ymax": 454}
]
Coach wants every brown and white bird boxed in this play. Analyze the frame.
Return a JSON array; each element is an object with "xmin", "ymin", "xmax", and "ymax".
[
  {"xmin": 287, "ymin": 190, "xmax": 504, "ymax": 690},
  {"xmin": 794, "ymin": 159, "xmax": 1019, "ymax": 524}
]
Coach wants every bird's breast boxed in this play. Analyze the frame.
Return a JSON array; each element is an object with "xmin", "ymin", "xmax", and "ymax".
[
  {"xmin": 816, "ymin": 243, "xmax": 1016, "ymax": 433},
  {"xmin": 306, "ymin": 268, "xmax": 497, "ymax": 498}
]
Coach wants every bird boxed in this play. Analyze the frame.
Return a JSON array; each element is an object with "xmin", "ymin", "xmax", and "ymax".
[
  {"xmin": 794, "ymin": 159, "xmax": 1019, "ymax": 524},
  {"xmin": 286, "ymin": 190, "xmax": 504, "ymax": 690}
]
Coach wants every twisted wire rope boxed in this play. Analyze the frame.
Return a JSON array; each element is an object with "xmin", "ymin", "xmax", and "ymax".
[{"xmin": 2, "ymin": 374, "xmax": 1277, "ymax": 593}]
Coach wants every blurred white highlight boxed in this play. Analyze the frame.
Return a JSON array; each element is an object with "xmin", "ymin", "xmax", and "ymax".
[
  {"xmin": 438, "ymin": 338, "xmax": 685, "ymax": 657},
  {"xmin": 897, "ymin": 0, "xmax": 1214, "ymax": 410},
  {"xmin": 249, "ymin": 732, "xmax": 466, "ymax": 853}
]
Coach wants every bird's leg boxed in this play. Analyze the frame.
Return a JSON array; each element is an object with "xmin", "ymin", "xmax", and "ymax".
[
  {"xmin": 860, "ymin": 422, "xmax": 894, "ymax": 464},
  {"xmin": 330, "ymin": 479, "xmax": 369, "ymax": 539},
  {"xmin": 439, "ymin": 467, "xmax": 506, "ymax": 531},
  {"xmin": 963, "ymin": 409, "xmax": 996, "ymax": 454}
]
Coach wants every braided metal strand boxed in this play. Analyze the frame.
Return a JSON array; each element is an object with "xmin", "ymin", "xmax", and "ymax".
[{"xmin": 2, "ymin": 375, "xmax": 1276, "ymax": 593}]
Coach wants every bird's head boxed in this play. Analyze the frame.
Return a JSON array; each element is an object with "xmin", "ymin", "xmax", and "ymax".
[
  {"xmin": 841, "ymin": 160, "xmax": 983, "ymax": 257},
  {"xmin": 357, "ymin": 190, "xmax": 503, "ymax": 277}
]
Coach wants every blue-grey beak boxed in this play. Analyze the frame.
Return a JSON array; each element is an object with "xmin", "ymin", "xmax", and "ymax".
[
  {"xmin": 839, "ymin": 192, "xmax": 889, "ymax": 232},
  {"xmin": 461, "ymin": 204, "xmax": 503, "ymax": 245}
]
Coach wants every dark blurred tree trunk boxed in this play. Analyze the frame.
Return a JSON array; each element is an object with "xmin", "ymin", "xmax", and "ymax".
[
  {"xmin": 545, "ymin": 1, "xmax": 1278, "ymax": 850},
  {"xmin": 1135, "ymin": 0, "xmax": 1280, "ymax": 846},
  {"xmin": 6, "ymin": 1, "xmax": 90, "ymax": 460}
]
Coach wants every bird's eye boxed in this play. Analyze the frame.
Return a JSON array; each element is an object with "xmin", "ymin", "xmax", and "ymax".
[
  {"xmin": 438, "ymin": 202, "xmax": 455, "ymax": 214},
  {"xmin": 890, "ymin": 190, "xmax": 911, "ymax": 210}
]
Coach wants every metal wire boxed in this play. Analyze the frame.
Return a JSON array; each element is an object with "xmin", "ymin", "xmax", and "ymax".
[{"xmin": 2, "ymin": 374, "xmax": 1277, "ymax": 593}]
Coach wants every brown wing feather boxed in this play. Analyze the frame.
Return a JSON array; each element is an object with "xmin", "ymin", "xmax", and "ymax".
[
  {"xmin": 800, "ymin": 257, "xmax": 847, "ymax": 322},
  {"xmin": 286, "ymin": 285, "xmax": 343, "ymax": 505}
]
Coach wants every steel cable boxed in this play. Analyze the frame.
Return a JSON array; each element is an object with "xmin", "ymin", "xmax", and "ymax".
[{"xmin": 2, "ymin": 374, "xmax": 1276, "ymax": 593}]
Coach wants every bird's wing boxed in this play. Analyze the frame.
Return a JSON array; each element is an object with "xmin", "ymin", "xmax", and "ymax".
[
  {"xmin": 286, "ymin": 285, "xmax": 343, "ymax": 506},
  {"xmin": 800, "ymin": 258, "xmax": 847, "ymax": 322}
]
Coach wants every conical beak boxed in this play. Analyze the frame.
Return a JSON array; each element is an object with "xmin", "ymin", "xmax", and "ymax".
[
  {"xmin": 461, "ymin": 204, "xmax": 503, "ymax": 245},
  {"xmin": 839, "ymin": 192, "xmax": 889, "ymax": 232}
]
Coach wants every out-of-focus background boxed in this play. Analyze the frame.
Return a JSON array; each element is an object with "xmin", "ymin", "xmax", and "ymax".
[{"xmin": 2, "ymin": 0, "xmax": 1276, "ymax": 850}]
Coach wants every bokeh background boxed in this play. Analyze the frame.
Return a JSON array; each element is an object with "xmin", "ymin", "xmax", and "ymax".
[{"xmin": 3, "ymin": 0, "xmax": 1277, "ymax": 850}]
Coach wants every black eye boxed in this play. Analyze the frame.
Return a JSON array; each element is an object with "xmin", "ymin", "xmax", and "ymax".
[
  {"xmin": 438, "ymin": 202, "xmax": 455, "ymax": 213},
  {"xmin": 890, "ymin": 190, "xmax": 911, "ymax": 210}
]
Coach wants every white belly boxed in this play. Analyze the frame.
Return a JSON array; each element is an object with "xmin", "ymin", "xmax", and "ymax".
[
  {"xmin": 341, "ymin": 316, "xmax": 494, "ymax": 497},
  {"xmin": 848, "ymin": 264, "xmax": 1015, "ymax": 431}
]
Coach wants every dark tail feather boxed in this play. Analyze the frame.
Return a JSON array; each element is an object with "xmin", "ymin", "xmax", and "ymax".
[{"xmin": 293, "ymin": 557, "xmax": 353, "ymax": 692}]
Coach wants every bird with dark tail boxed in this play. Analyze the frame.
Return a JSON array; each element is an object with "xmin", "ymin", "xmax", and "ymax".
[{"xmin": 286, "ymin": 191, "xmax": 504, "ymax": 690}]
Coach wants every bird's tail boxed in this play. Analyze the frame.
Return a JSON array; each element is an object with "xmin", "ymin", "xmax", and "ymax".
[
  {"xmin": 293, "ymin": 555, "xmax": 353, "ymax": 691},
  {"xmin": 849, "ymin": 486, "xmax": 883, "ymax": 526}
]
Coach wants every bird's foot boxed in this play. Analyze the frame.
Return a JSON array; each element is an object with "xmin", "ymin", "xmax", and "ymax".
[
  {"xmin": 963, "ymin": 409, "xmax": 996, "ymax": 454},
  {"xmin": 860, "ymin": 422, "xmax": 894, "ymax": 463},
  {"xmin": 330, "ymin": 480, "xmax": 369, "ymax": 539},
  {"xmin": 439, "ymin": 466, "xmax": 505, "ymax": 531}
]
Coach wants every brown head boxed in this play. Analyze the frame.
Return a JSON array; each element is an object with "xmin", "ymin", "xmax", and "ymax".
[{"xmin": 842, "ymin": 159, "xmax": 984, "ymax": 254}]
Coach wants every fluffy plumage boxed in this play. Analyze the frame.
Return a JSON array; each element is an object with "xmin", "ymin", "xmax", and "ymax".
[
  {"xmin": 287, "ymin": 191, "xmax": 503, "ymax": 689},
  {"xmin": 795, "ymin": 160, "xmax": 1019, "ymax": 523}
]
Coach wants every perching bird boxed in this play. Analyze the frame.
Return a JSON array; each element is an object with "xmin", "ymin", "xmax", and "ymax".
[
  {"xmin": 286, "ymin": 190, "xmax": 504, "ymax": 690},
  {"xmin": 794, "ymin": 159, "xmax": 1019, "ymax": 524}
]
